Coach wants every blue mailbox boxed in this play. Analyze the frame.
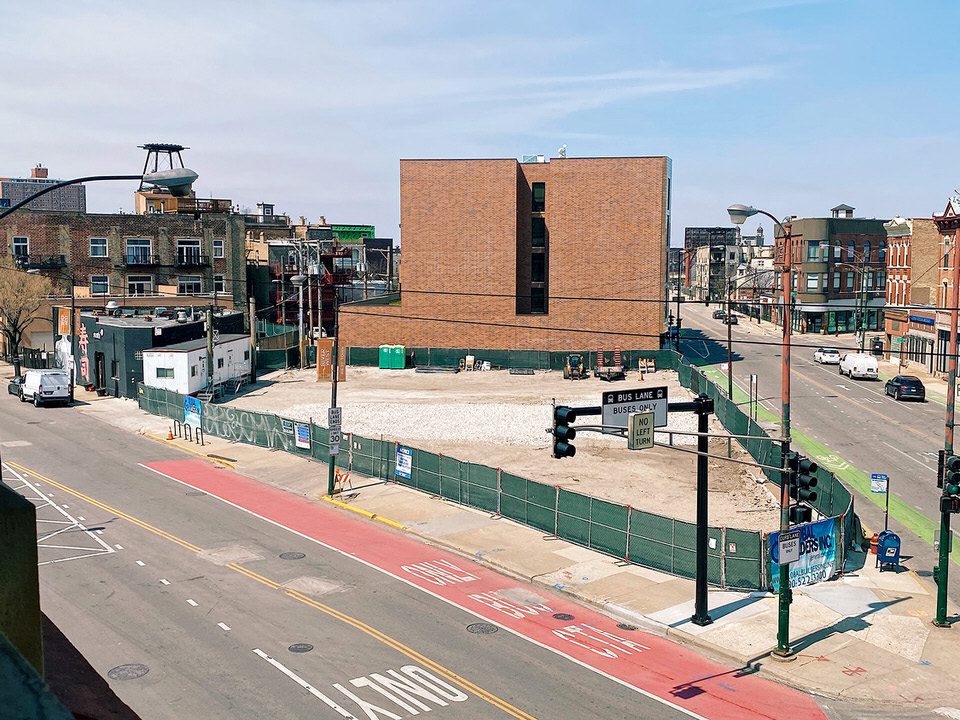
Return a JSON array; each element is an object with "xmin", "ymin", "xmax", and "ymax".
[{"xmin": 876, "ymin": 530, "xmax": 901, "ymax": 571}]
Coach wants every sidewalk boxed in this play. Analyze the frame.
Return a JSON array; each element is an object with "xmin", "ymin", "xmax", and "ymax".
[{"xmin": 77, "ymin": 393, "xmax": 960, "ymax": 711}]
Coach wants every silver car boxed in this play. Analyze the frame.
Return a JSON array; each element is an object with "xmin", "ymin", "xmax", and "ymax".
[{"xmin": 814, "ymin": 348, "xmax": 841, "ymax": 365}]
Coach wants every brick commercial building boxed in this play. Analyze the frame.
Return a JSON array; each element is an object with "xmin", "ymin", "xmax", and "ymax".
[
  {"xmin": 341, "ymin": 156, "xmax": 672, "ymax": 354},
  {"xmin": 0, "ymin": 165, "xmax": 86, "ymax": 213},
  {"xmin": 2, "ymin": 210, "xmax": 246, "ymax": 349}
]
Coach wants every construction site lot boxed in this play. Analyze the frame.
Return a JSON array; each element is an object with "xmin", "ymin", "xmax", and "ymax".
[{"xmin": 227, "ymin": 366, "xmax": 780, "ymax": 531}]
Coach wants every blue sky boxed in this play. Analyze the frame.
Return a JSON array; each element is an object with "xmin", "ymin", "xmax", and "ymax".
[{"xmin": 1, "ymin": 0, "xmax": 956, "ymax": 243}]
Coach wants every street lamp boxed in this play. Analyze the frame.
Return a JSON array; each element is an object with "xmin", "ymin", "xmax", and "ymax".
[
  {"xmin": 27, "ymin": 268, "xmax": 75, "ymax": 403},
  {"xmin": 729, "ymin": 202, "xmax": 795, "ymax": 659}
]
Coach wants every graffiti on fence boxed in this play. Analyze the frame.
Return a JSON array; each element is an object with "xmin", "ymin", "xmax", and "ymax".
[{"xmin": 201, "ymin": 404, "xmax": 294, "ymax": 451}]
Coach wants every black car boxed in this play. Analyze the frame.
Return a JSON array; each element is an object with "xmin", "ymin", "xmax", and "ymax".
[
  {"xmin": 723, "ymin": 314, "xmax": 739, "ymax": 325},
  {"xmin": 712, "ymin": 309, "xmax": 726, "ymax": 320},
  {"xmin": 7, "ymin": 375, "xmax": 24, "ymax": 396},
  {"xmin": 884, "ymin": 375, "xmax": 925, "ymax": 401}
]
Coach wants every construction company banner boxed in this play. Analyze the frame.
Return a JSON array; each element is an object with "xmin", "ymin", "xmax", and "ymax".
[
  {"xmin": 769, "ymin": 517, "xmax": 837, "ymax": 591},
  {"xmin": 294, "ymin": 422, "xmax": 311, "ymax": 450},
  {"xmin": 184, "ymin": 396, "xmax": 202, "ymax": 428}
]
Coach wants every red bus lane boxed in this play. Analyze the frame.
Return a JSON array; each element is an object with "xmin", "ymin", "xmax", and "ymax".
[{"xmin": 142, "ymin": 459, "xmax": 826, "ymax": 720}]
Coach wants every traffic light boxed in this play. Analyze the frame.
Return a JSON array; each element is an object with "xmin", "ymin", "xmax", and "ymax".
[
  {"xmin": 944, "ymin": 455, "xmax": 960, "ymax": 497},
  {"xmin": 552, "ymin": 405, "xmax": 577, "ymax": 458},
  {"xmin": 785, "ymin": 452, "xmax": 818, "ymax": 525}
]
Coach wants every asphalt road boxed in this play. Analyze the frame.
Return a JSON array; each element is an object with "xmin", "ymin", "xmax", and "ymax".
[
  {"xmin": 0, "ymin": 396, "xmax": 828, "ymax": 720},
  {"xmin": 677, "ymin": 301, "xmax": 960, "ymax": 604}
]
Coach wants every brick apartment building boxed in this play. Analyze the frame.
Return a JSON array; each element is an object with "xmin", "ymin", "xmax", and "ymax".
[
  {"xmin": 2, "ymin": 210, "xmax": 246, "ymax": 349},
  {"xmin": 341, "ymin": 155, "xmax": 672, "ymax": 353},
  {"xmin": 0, "ymin": 165, "xmax": 86, "ymax": 212}
]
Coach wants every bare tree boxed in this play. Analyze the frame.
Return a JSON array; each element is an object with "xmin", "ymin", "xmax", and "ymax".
[{"xmin": 0, "ymin": 256, "xmax": 51, "ymax": 375}]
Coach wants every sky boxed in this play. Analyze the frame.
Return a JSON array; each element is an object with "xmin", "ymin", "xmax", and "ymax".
[{"xmin": 1, "ymin": 0, "xmax": 957, "ymax": 245}]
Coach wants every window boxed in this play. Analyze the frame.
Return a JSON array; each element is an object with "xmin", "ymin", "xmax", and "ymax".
[
  {"xmin": 217, "ymin": 358, "xmax": 224, "ymax": 369},
  {"xmin": 156, "ymin": 367, "xmax": 174, "ymax": 378},
  {"xmin": 866, "ymin": 271, "xmax": 875, "ymax": 290},
  {"xmin": 178, "ymin": 275, "xmax": 202, "ymax": 294},
  {"xmin": 90, "ymin": 275, "xmax": 109, "ymax": 295},
  {"xmin": 177, "ymin": 238, "xmax": 202, "ymax": 264},
  {"xmin": 847, "ymin": 240, "xmax": 855, "ymax": 260},
  {"xmin": 214, "ymin": 274, "xmax": 225, "ymax": 293},
  {"xmin": 879, "ymin": 240, "xmax": 886, "ymax": 263},
  {"xmin": 126, "ymin": 238, "xmax": 152, "ymax": 264},
  {"xmin": 89, "ymin": 237, "xmax": 108, "ymax": 257},
  {"xmin": 531, "ymin": 182, "xmax": 545, "ymax": 212},
  {"xmin": 531, "ymin": 217, "xmax": 546, "ymax": 247},
  {"xmin": 244, "ymin": 350, "xmax": 250, "ymax": 361},
  {"xmin": 832, "ymin": 273, "xmax": 841, "ymax": 291},
  {"xmin": 806, "ymin": 273, "xmax": 819, "ymax": 291},
  {"xmin": 807, "ymin": 241, "xmax": 820, "ymax": 261},
  {"xmin": 531, "ymin": 254, "xmax": 546, "ymax": 283},
  {"xmin": 12, "ymin": 236, "xmax": 28, "ymax": 257},
  {"xmin": 846, "ymin": 272, "xmax": 854, "ymax": 291},
  {"xmin": 833, "ymin": 242, "xmax": 841, "ymax": 260},
  {"xmin": 128, "ymin": 275, "xmax": 153, "ymax": 295},
  {"xmin": 878, "ymin": 271, "xmax": 886, "ymax": 291},
  {"xmin": 863, "ymin": 241, "xmax": 871, "ymax": 262},
  {"xmin": 530, "ymin": 287, "xmax": 546, "ymax": 313},
  {"xmin": 191, "ymin": 365, "xmax": 197, "ymax": 377},
  {"xmin": 213, "ymin": 239, "xmax": 225, "ymax": 259}
]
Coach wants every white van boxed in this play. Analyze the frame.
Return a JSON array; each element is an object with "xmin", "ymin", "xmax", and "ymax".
[
  {"xmin": 20, "ymin": 369, "xmax": 72, "ymax": 407},
  {"xmin": 838, "ymin": 352, "xmax": 878, "ymax": 380}
]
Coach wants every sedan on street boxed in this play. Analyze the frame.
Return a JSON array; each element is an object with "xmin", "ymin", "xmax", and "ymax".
[
  {"xmin": 884, "ymin": 375, "xmax": 926, "ymax": 401},
  {"xmin": 712, "ymin": 309, "xmax": 726, "ymax": 320},
  {"xmin": 723, "ymin": 314, "xmax": 739, "ymax": 325},
  {"xmin": 814, "ymin": 348, "xmax": 841, "ymax": 365},
  {"xmin": 7, "ymin": 375, "xmax": 24, "ymax": 397}
]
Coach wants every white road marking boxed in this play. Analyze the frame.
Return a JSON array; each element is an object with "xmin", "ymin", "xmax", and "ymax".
[
  {"xmin": 136, "ymin": 560, "xmax": 146, "ymax": 566},
  {"xmin": 252, "ymin": 648, "xmax": 358, "ymax": 719},
  {"xmin": 160, "ymin": 579, "xmax": 170, "ymax": 585},
  {"xmin": 62, "ymin": 504, "xmax": 69, "ymax": 509},
  {"xmin": 140, "ymin": 462, "xmax": 711, "ymax": 720},
  {"xmin": 114, "ymin": 544, "xmax": 124, "ymax": 550},
  {"xmin": 837, "ymin": 384, "xmax": 850, "ymax": 390},
  {"xmin": 95, "ymin": 529, "xmax": 104, "ymax": 535},
  {"xmin": 217, "ymin": 622, "xmax": 231, "ymax": 631},
  {"xmin": 881, "ymin": 441, "xmax": 937, "ymax": 471},
  {"xmin": 186, "ymin": 598, "xmax": 198, "ymax": 607},
  {"xmin": 77, "ymin": 516, "xmax": 85, "ymax": 521}
]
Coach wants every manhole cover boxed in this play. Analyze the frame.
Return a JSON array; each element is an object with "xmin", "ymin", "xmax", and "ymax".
[
  {"xmin": 280, "ymin": 552, "xmax": 305, "ymax": 560},
  {"xmin": 466, "ymin": 622, "xmax": 499, "ymax": 634},
  {"xmin": 186, "ymin": 491, "xmax": 206, "ymax": 496},
  {"xmin": 107, "ymin": 663, "xmax": 149, "ymax": 680},
  {"xmin": 616, "ymin": 623, "xmax": 638, "ymax": 631},
  {"xmin": 552, "ymin": 613, "xmax": 574, "ymax": 621},
  {"xmin": 288, "ymin": 643, "xmax": 314, "ymax": 653}
]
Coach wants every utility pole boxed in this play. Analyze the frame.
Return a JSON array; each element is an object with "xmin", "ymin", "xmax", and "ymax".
[
  {"xmin": 692, "ymin": 394, "xmax": 713, "ymax": 626},
  {"xmin": 675, "ymin": 251, "xmax": 683, "ymax": 353},
  {"xmin": 68, "ymin": 276, "xmax": 76, "ymax": 403},
  {"xmin": 206, "ymin": 306, "xmax": 214, "ymax": 391},
  {"xmin": 248, "ymin": 295, "xmax": 257, "ymax": 384},
  {"xmin": 726, "ymin": 277, "xmax": 734, "ymax": 458},
  {"xmin": 775, "ymin": 220, "xmax": 794, "ymax": 657},
  {"xmin": 327, "ymin": 294, "xmax": 340, "ymax": 496},
  {"xmin": 935, "ymin": 217, "xmax": 960, "ymax": 627}
]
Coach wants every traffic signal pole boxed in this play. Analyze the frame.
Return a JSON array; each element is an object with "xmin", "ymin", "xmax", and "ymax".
[
  {"xmin": 775, "ymin": 222, "xmax": 794, "ymax": 657},
  {"xmin": 935, "ymin": 226, "xmax": 960, "ymax": 627}
]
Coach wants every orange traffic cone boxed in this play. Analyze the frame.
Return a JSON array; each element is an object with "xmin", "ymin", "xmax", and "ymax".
[{"xmin": 167, "ymin": 427, "xmax": 174, "ymax": 440}]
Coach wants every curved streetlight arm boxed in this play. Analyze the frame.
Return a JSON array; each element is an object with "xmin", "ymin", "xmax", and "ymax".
[
  {"xmin": 0, "ymin": 175, "xmax": 142, "ymax": 220},
  {"xmin": 751, "ymin": 209, "xmax": 788, "ymax": 238}
]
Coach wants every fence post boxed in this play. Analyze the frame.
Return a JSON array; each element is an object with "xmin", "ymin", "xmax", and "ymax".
[
  {"xmin": 496, "ymin": 467, "xmax": 502, "ymax": 517},
  {"xmin": 438, "ymin": 452, "xmax": 443, "ymax": 499},
  {"xmin": 554, "ymin": 485, "xmax": 560, "ymax": 539},
  {"xmin": 625, "ymin": 506, "xmax": 632, "ymax": 562},
  {"xmin": 719, "ymin": 527, "xmax": 727, "ymax": 589}
]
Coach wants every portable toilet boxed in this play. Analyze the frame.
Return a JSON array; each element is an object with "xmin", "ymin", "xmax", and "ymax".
[
  {"xmin": 379, "ymin": 345, "xmax": 392, "ymax": 369},
  {"xmin": 391, "ymin": 344, "xmax": 406, "ymax": 369}
]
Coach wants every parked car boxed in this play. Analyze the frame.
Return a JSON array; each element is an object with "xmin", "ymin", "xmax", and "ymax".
[
  {"xmin": 20, "ymin": 369, "xmax": 71, "ymax": 407},
  {"xmin": 7, "ymin": 375, "xmax": 24, "ymax": 396},
  {"xmin": 838, "ymin": 352, "xmax": 879, "ymax": 380},
  {"xmin": 712, "ymin": 309, "xmax": 727, "ymax": 320},
  {"xmin": 885, "ymin": 375, "xmax": 926, "ymax": 401},
  {"xmin": 814, "ymin": 348, "xmax": 841, "ymax": 365},
  {"xmin": 723, "ymin": 314, "xmax": 739, "ymax": 325}
]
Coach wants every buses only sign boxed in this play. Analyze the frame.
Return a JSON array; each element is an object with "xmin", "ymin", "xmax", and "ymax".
[{"xmin": 602, "ymin": 386, "xmax": 668, "ymax": 429}]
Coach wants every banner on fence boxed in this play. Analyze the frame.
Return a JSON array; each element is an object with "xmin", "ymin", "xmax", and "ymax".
[
  {"xmin": 396, "ymin": 446, "xmax": 412, "ymax": 479},
  {"xmin": 769, "ymin": 517, "xmax": 836, "ymax": 591},
  {"xmin": 294, "ymin": 422, "xmax": 311, "ymax": 449},
  {"xmin": 184, "ymin": 396, "xmax": 202, "ymax": 428}
]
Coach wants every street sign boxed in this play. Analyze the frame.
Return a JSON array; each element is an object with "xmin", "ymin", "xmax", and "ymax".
[
  {"xmin": 602, "ymin": 386, "xmax": 668, "ymax": 429},
  {"xmin": 328, "ymin": 407, "xmax": 342, "ymax": 455},
  {"xmin": 627, "ymin": 412, "xmax": 655, "ymax": 450},
  {"xmin": 777, "ymin": 529, "xmax": 801, "ymax": 564},
  {"xmin": 396, "ymin": 446, "xmax": 412, "ymax": 479},
  {"xmin": 871, "ymin": 473, "xmax": 888, "ymax": 493}
]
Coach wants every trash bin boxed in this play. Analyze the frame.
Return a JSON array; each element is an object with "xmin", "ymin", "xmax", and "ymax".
[{"xmin": 876, "ymin": 530, "xmax": 901, "ymax": 571}]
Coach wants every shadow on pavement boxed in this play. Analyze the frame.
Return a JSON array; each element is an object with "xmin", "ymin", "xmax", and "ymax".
[{"xmin": 679, "ymin": 328, "xmax": 745, "ymax": 367}]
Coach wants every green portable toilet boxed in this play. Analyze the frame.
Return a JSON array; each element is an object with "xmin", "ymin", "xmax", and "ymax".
[
  {"xmin": 379, "ymin": 345, "xmax": 392, "ymax": 369},
  {"xmin": 391, "ymin": 345, "xmax": 406, "ymax": 369}
]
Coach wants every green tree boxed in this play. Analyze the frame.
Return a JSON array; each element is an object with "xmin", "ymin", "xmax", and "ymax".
[{"xmin": 0, "ymin": 256, "xmax": 51, "ymax": 374}]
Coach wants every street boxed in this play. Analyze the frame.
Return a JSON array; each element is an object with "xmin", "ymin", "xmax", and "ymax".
[
  {"xmin": 0, "ymin": 395, "xmax": 829, "ymax": 720},
  {"xmin": 678, "ymin": 301, "xmax": 960, "ymax": 603}
]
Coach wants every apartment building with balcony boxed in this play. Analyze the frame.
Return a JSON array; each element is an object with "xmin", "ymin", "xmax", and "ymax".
[{"xmin": 0, "ymin": 164, "xmax": 86, "ymax": 213}]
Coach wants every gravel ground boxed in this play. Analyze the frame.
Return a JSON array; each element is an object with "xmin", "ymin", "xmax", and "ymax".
[{"xmin": 227, "ymin": 366, "xmax": 780, "ymax": 530}]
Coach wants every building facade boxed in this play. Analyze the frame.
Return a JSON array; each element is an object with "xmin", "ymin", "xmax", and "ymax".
[
  {"xmin": 772, "ymin": 206, "xmax": 889, "ymax": 335},
  {"xmin": 683, "ymin": 226, "xmax": 739, "ymax": 287},
  {"xmin": 0, "ymin": 165, "xmax": 85, "ymax": 212},
  {"xmin": 342, "ymin": 155, "xmax": 672, "ymax": 353}
]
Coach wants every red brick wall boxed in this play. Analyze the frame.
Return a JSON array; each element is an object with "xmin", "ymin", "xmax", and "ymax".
[{"xmin": 342, "ymin": 157, "xmax": 669, "ymax": 352}]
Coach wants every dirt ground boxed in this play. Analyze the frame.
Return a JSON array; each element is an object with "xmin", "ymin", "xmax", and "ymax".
[{"xmin": 227, "ymin": 365, "xmax": 780, "ymax": 531}]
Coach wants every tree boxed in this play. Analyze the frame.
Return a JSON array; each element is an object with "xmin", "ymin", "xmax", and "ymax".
[{"xmin": 0, "ymin": 256, "xmax": 51, "ymax": 375}]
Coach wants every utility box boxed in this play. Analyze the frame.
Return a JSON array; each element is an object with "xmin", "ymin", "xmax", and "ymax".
[
  {"xmin": 391, "ymin": 345, "xmax": 406, "ymax": 369},
  {"xmin": 379, "ymin": 345, "xmax": 392, "ymax": 369}
]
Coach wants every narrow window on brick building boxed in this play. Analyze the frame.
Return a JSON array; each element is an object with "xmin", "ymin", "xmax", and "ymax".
[
  {"xmin": 178, "ymin": 275, "xmax": 202, "ymax": 294},
  {"xmin": 530, "ymin": 287, "xmax": 546, "ymax": 314},
  {"xmin": 89, "ymin": 237, "xmax": 108, "ymax": 257},
  {"xmin": 90, "ymin": 275, "xmax": 109, "ymax": 295},
  {"xmin": 832, "ymin": 272, "xmax": 840, "ymax": 291},
  {"xmin": 128, "ymin": 275, "xmax": 153, "ymax": 295},
  {"xmin": 532, "ymin": 182, "xmax": 545, "ymax": 212},
  {"xmin": 214, "ymin": 274, "xmax": 225, "ymax": 293},
  {"xmin": 531, "ymin": 217, "xmax": 546, "ymax": 247},
  {"xmin": 213, "ymin": 239, "xmax": 225, "ymax": 259},
  {"xmin": 531, "ymin": 253, "xmax": 546, "ymax": 283},
  {"xmin": 12, "ymin": 236, "xmax": 28, "ymax": 257}
]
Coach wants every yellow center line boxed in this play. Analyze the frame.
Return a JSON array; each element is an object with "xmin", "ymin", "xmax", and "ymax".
[{"xmin": 11, "ymin": 461, "xmax": 537, "ymax": 720}]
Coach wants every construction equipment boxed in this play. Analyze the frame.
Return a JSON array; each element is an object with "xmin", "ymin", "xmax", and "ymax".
[
  {"xmin": 563, "ymin": 354, "xmax": 588, "ymax": 380},
  {"xmin": 595, "ymin": 346, "xmax": 626, "ymax": 382}
]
